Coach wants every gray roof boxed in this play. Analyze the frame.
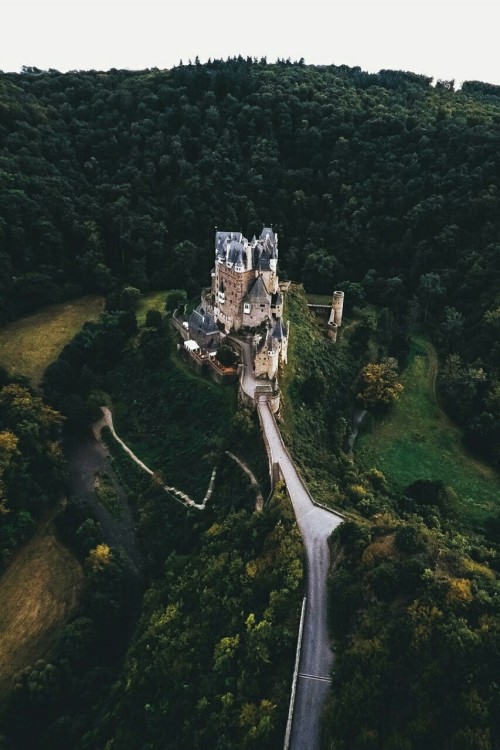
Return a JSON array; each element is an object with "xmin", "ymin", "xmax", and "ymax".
[
  {"xmin": 228, "ymin": 239, "xmax": 246, "ymax": 267},
  {"xmin": 272, "ymin": 317, "xmax": 286, "ymax": 341},
  {"xmin": 257, "ymin": 326, "xmax": 280, "ymax": 353},
  {"xmin": 245, "ymin": 275, "xmax": 271, "ymax": 305},
  {"xmin": 189, "ymin": 306, "xmax": 219, "ymax": 334},
  {"xmin": 215, "ymin": 230, "xmax": 242, "ymax": 246},
  {"xmin": 259, "ymin": 227, "xmax": 277, "ymax": 259},
  {"xmin": 253, "ymin": 243, "xmax": 271, "ymax": 271}
]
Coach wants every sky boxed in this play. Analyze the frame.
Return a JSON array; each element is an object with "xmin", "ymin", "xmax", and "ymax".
[{"xmin": 1, "ymin": 0, "xmax": 499, "ymax": 87}]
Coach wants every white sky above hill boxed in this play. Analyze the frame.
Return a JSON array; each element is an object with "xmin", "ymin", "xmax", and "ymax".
[{"xmin": 1, "ymin": 0, "xmax": 499, "ymax": 87}]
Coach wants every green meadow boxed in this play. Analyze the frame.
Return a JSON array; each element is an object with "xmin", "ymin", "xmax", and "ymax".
[
  {"xmin": 0, "ymin": 296, "xmax": 104, "ymax": 385},
  {"xmin": 356, "ymin": 336, "xmax": 500, "ymax": 526}
]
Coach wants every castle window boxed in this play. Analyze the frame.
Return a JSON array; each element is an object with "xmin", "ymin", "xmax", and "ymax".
[{"xmin": 244, "ymin": 302, "xmax": 251, "ymax": 314}]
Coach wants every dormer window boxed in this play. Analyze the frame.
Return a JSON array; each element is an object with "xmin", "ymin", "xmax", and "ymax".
[
  {"xmin": 235, "ymin": 263, "xmax": 244, "ymax": 272},
  {"xmin": 268, "ymin": 350, "xmax": 274, "ymax": 357},
  {"xmin": 226, "ymin": 261, "xmax": 233, "ymax": 268},
  {"xmin": 243, "ymin": 302, "xmax": 251, "ymax": 314}
]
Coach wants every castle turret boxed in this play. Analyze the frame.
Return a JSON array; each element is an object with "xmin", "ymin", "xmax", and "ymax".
[
  {"xmin": 329, "ymin": 291, "xmax": 344, "ymax": 327},
  {"xmin": 328, "ymin": 322, "xmax": 338, "ymax": 342}
]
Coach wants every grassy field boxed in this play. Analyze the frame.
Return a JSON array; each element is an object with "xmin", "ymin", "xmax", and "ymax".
[
  {"xmin": 0, "ymin": 296, "xmax": 104, "ymax": 385},
  {"xmin": 356, "ymin": 336, "xmax": 500, "ymax": 526},
  {"xmin": 0, "ymin": 515, "xmax": 83, "ymax": 698},
  {"xmin": 136, "ymin": 290, "xmax": 168, "ymax": 325},
  {"xmin": 305, "ymin": 292, "xmax": 333, "ymax": 306}
]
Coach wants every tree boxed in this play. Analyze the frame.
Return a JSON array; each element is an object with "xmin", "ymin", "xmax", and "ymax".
[
  {"xmin": 439, "ymin": 306, "xmax": 465, "ymax": 351},
  {"xmin": 301, "ymin": 248, "xmax": 340, "ymax": 295},
  {"xmin": 118, "ymin": 286, "xmax": 142, "ymax": 312},
  {"xmin": 357, "ymin": 359, "xmax": 404, "ymax": 409},
  {"xmin": 216, "ymin": 345, "xmax": 238, "ymax": 367},
  {"xmin": 139, "ymin": 326, "xmax": 170, "ymax": 368},
  {"xmin": 145, "ymin": 308, "xmax": 163, "ymax": 329},
  {"xmin": 417, "ymin": 273, "xmax": 446, "ymax": 323},
  {"xmin": 88, "ymin": 543, "xmax": 112, "ymax": 572},
  {"xmin": 165, "ymin": 289, "xmax": 187, "ymax": 313}
]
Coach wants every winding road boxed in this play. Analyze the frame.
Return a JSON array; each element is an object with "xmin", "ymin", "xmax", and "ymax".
[{"xmin": 235, "ymin": 338, "xmax": 344, "ymax": 750}]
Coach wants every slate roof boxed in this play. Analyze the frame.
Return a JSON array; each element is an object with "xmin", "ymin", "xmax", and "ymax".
[
  {"xmin": 189, "ymin": 305, "xmax": 219, "ymax": 334},
  {"xmin": 215, "ymin": 230, "xmax": 242, "ymax": 247},
  {"xmin": 253, "ymin": 243, "xmax": 271, "ymax": 271},
  {"xmin": 227, "ymin": 239, "xmax": 246, "ymax": 267},
  {"xmin": 272, "ymin": 317, "xmax": 287, "ymax": 341},
  {"xmin": 257, "ymin": 326, "xmax": 280, "ymax": 353},
  {"xmin": 245, "ymin": 275, "xmax": 271, "ymax": 305},
  {"xmin": 215, "ymin": 230, "xmax": 245, "ymax": 262},
  {"xmin": 260, "ymin": 227, "xmax": 275, "ymax": 241},
  {"xmin": 260, "ymin": 227, "xmax": 278, "ymax": 259}
]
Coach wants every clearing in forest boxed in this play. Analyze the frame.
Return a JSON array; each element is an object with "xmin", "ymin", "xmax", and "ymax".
[
  {"xmin": 356, "ymin": 336, "xmax": 500, "ymax": 526},
  {"xmin": 0, "ymin": 296, "xmax": 104, "ymax": 385},
  {"xmin": 0, "ymin": 516, "xmax": 83, "ymax": 697},
  {"xmin": 136, "ymin": 290, "xmax": 168, "ymax": 325}
]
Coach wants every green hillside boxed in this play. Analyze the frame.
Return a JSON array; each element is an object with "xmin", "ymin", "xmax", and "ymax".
[
  {"xmin": 0, "ymin": 296, "xmax": 104, "ymax": 384},
  {"xmin": 357, "ymin": 337, "xmax": 500, "ymax": 526}
]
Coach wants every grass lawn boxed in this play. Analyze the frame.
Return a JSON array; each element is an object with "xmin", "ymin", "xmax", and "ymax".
[
  {"xmin": 305, "ymin": 292, "xmax": 333, "ymax": 306},
  {"xmin": 356, "ymin": 336, "xmax": 500, "ymax": 527},
  {"xmin": 0, "ymin": 296, "xmax": 104, "ymax": 385},
  {"xmin": 0, "ymin": 515, "xmax": 83, "ymax": 698},
  {"xmin": 136, "ymin": 290, "xmax": 168, "ymax": 325}
]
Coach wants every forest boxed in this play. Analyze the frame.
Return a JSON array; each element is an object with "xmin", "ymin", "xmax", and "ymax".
[
  {"xmin": 1, "ymin": 58, "xmax": 500, "ymax": 748},
  {"xmin": 1, "ymin": 59, "xmax": 500, "ymax": 462}
]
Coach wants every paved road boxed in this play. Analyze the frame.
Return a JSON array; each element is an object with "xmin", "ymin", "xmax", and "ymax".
[
  {"xmin": 232, "ymin": 337, "xmax": 343, "ymax": 749},
  {"xmin": 257, "ymin": 400, "xmax": 342, "ymax": 750}
]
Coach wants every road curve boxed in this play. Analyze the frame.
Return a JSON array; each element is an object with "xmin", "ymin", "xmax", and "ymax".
[
  {"xmin": 257, "ymin": 400, "xmax": 342, "ymax": 750},
  {"xmin": 232, "ymin": 337, "xmax": 343, "ymax": 749}
]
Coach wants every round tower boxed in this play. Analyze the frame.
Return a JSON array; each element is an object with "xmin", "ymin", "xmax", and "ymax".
[
  {"xmin": 328, "ymin": 322, "xmax": 338, "ymax": 342},
  {"xmin": 332, "ymin": 291, "xmax": 344, "ymax": 326}
]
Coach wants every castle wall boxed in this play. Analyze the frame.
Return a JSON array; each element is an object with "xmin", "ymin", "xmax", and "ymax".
[
  {"xmin": 242, "ymin": 304, "xmax": 271, "ymax": 329},
  {"xmin": 255, "ymin": 348, "xmax": 278, "ymax": 380}
]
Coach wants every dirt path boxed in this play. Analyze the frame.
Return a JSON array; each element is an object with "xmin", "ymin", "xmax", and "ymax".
[
  {"xmin": 225, "ymin": 451, "xmax": 264, "ymax": 511},
  {"xmin": 95, "ymin": 407, "xmax": 217, "ymax": 511},
  {"xmin": 420, "ymin": 337, "xmax": 438, "ymax": 402},
  {"xmin": 64, "ymin": 426, "xmax": 143, "ymax": 573}
]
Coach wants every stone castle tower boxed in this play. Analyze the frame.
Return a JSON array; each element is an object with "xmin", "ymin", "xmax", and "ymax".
[
  {"xmin": 209, "ymin": 226, "xmax": 288, "ymax": 379},
  {"xmin": 212, "ymin": 228, "xmax": 281, "ymax": 333},
  {"xmin": 328, "ymin": 290, "xmax": 344, "ymax": 342}
]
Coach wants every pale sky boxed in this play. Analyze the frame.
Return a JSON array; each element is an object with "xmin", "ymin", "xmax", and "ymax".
[{"xmin": 1, "ymin": 0, "xmax": 499, "ymax": 87}]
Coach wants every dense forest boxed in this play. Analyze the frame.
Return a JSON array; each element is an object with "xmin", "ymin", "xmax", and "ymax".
[
  {"xmin": 2, "ymin": 59, "xmax": 500, "ymax": 461},
  {"xmin": 2, "ymin": 58, "xmax": 500, "ymax": 748}
]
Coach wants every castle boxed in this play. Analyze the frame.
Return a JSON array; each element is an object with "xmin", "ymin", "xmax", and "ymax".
[{"xmin": 187, "ymin": 227, "xmax": 288, "ymax": 380}]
